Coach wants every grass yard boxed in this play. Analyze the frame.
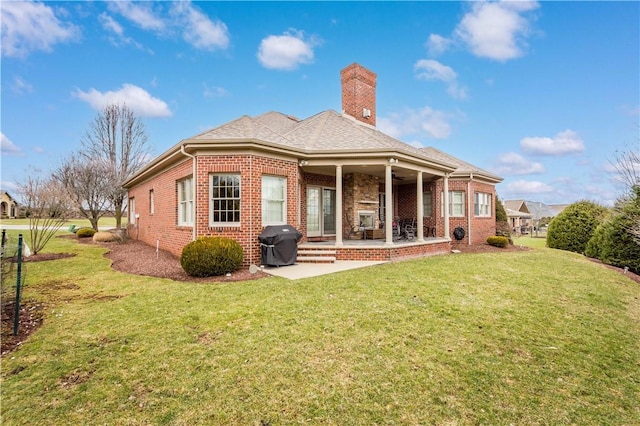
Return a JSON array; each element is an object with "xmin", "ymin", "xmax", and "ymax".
[{"xmin": 1, "ymin": 231, "xmax": 639, "ymax": 425}]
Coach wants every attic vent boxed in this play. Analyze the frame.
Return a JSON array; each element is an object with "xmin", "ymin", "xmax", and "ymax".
[{"xmin": 362, "ymin": 108, "xmax": 371, "ymax": 118}]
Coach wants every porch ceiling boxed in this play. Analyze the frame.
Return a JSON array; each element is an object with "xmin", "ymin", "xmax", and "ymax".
[{"xmin": 302, "ymin": 164, "xmax": 439, "ymax": 184}]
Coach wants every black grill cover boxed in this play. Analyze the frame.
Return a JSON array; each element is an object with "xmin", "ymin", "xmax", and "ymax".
[{"xmin": 258, "ymin": 225, "xmax": 303, "ymax": 266}]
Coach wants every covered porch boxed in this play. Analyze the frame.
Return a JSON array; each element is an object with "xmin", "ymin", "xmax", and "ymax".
[
  {"xmin": 299, "ymin": 154, "xmax": 457, "ymax": 251},
  {"xmin": 297, "ymin": 235, "xmax": 451, "ymax": 263}
]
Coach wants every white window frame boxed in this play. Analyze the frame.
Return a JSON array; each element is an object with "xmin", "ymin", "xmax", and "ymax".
[
  {"xmin": 262, "ymin": 175, "xmax": 287, "ymax": 226},
  {"xmin": 178, "ymin": 178, "xmax": 194, "ymax": 226},
  {"xmin": 210, "ymin": 174, "xmax": 241, "ymax": 226},
  {"xmin": 441, "ymin": 190, "xmax": 465, "ymax": 217},
  {"xmin": 423, "ymin": 191, "xmax": 433, "ymax": 217},
  {"xmin": 129, "ymin": 197, "xmax": 136, "ymax": 224},
  {"xmin": 378, "ymin": 192, "xmax": 386, "ymax": 221},
  {"xmin": 149, "ymin": 189, "xmax": 154, "ymax": 215},
  {"xmin": 474, "ymin": 192, "xmax": 492, "ymax": 217}
]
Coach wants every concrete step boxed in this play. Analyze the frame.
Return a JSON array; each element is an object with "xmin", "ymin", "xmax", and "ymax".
[
  {"xmin": 297, "ymin": 249, "xmax": 337, "ymax": 256},
  {"xmin": 296, "ymin": 255, "xmax": 337, "ymax": 264}
]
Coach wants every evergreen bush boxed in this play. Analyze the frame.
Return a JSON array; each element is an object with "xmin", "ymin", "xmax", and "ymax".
[
  {"xmin": 586, "ymin": 187, "xmax": 640, "ymax": 274},
  {"xmin": 76, "ymin": 227, "xmax": 96, "ymax": 238},
  {"xmin": 547, "ymin": 200, "xmax": 607, "ymax": 254},
  {"xmin": 180, "ymin": 236, "xmax": 244, "ymax": 277},
  {"xmin": 487, "ymin": 236, "xmax": 509, "ymax": 248}
]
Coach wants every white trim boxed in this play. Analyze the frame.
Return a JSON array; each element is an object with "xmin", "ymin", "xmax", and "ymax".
[{"xmin": 209, "ymin": 173, "xmax": 241, "ymax": 227}]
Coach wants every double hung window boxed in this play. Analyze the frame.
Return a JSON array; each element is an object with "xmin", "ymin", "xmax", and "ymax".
[
  {"xmin": 474, "ymin": 192, "xmax": 492, "ymax": 217},
  {"xmin": 262, "ymin": 175, "xmax": 286, "ymax": 225},
  {"xmin": 210, "ymin": 174, "xmax": 241, "ymax": 225},
  {"xmin": 442, "ymin": 190, "xmax": 465, "ymax": 217},
  {"xmin": 178, "ymin": 178, "xmax": 193, "ymax": 226}
]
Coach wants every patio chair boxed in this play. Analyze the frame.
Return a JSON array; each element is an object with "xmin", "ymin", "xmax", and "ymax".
[
  {"xmin": 402, "ymin": 218, "xmax": 417, "ymax": 240},
  {"xmin": 392, "ymin": 218, "xmax": 402, "ymax": 241},
  {"xmin": 404, "ymin": 224, "xmax": 416, "ymax": 240}
]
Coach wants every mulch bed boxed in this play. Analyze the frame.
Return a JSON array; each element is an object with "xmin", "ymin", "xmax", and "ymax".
[{"xmin": 100, "ymin": 238, "xmax": 269, "ymax": 283}]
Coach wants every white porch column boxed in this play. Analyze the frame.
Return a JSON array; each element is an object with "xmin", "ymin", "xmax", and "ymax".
[
  {"xmin": 385, "ymin": 164, "xmax": 394, "ymax": 246},
  {"xmin": 443, "ymin": 173, "xmax": 450, "ymax": 240},
  {"xmin": 416, "ymin": 171, "xmax": 424, "ymax": 242},
  {"xmin": 335, "ymin": 165, "xmax": 343, "ymax": 247}
]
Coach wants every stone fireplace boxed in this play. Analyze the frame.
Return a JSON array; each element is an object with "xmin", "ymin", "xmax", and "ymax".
[{"xmin": 343, "ymin": 172, "xmax": 381, "ymax": 234}]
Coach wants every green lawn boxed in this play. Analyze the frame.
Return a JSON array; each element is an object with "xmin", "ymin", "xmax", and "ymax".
[{"xmin": 1, "ymin": 231, "xmax": 639, "ymax": 425}]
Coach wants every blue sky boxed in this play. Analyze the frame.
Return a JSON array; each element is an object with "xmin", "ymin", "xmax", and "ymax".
[{"xmin": 1, "ymin": 1, "xmax": 638, "ymax": 206}]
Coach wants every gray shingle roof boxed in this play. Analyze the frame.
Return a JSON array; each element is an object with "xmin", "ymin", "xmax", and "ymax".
[
  {"xmin": 420, "ymin": 146, "xmax": 502, "ymax": 181},
  {"xmin": 125, "ymin": 109, "xmax": 503, "ymax": 187},
  {"xmin": 186, "ymin": 110, "xmax": 500, "ymax": 181}
]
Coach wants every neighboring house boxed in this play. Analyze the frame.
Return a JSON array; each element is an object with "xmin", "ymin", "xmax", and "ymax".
[
  {"xmin": 124, "ymin": 63, "xmax": 503, "ymax": 266},
  {"xmin": 1, "ymin": 191, "xmax": 19, "ymax": 219},
  {"xmin": 503, "ymin": 199, "xmax": 532, "ymax": 232},
  {"xmin": 504, "ymin": 199, "xmax": 562, "ymax": 233},
  {"xmin": 526, "ymin": 201, "xmax": 562, "ymax": 224}
]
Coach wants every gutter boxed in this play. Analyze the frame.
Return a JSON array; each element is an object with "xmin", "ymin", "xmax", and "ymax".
[
  {"xmin": 180, "ymin": 144, "xmax": 197, "ymax": 241},
  {"xmin": 467, "ymin": 173, "xmax": 473, "ymax": 245}
]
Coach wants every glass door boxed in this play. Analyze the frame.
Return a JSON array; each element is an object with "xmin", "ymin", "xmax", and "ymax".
[
  {"xmin": 322, "ymin": 188, "xmax": 336, "ymax": 235},
  {"xmin": 306, "ymin": 186, "xmax": 336, "ymax": 237}
]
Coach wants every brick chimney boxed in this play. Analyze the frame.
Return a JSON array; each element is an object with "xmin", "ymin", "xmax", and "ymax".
[{"xmin": 341, "ymin": 63, "xmax": 377, "ymax": 126}]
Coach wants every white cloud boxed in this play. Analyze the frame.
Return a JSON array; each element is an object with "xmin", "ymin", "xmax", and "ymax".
[
  {"xmin": 1, "ymin": 1, "xmax": 79, "ymax": 58},
  {"xmin": 414, "ymin": 59, "xmax": 467, "ymax": 100},
  {"xmin": 203, "ymin": 84, "xmax": 230, "ymax": 98},
  {"xmin": 99, "ymin": 13, "xmax": 124, "ymax": 37},
  {"xmin": 426, "ymin": 34, "xmax": 452, "ymax": 56},
  {"xmin": 257, "ymin": 29, "xmax": 318, "ymax": 70},
  {"xmin": 73, "ymin": 84, "xmax": 172, "ymax": 117},
  {"xmin": 108, "ymin": 1, "xmax": 229, "ymax": 52},
  {"xmin": 109, "ymin": 1, "xmax": 165, "ymax": 31},
  {"xmin": 520, "ymin": 130, "xmax": 585, "ymax": 156},
  {"xmin": 506, "ymin": 179, "xmax": 554, "ymax": 195},
  {"xmin": 0, "ymin": 181, "xmax": 19, "ymax": 193},
  {"xmin": 415, "ymin": 59, "xmax": 457, "ymax": 82},
  {"xmin": 172, "ymin": 2, "xmax": 229, "ymax": 50},
  {"xmin": 455, "ymin": 1, "xmax": 539, "ymax": 61},
  {"xmin": 378, "ymin": 106, "xmax": 453, "ymax": 140},
  {"xmin": 13, "ymin": 76, "xmax": 34, "ymax": 94},
  {"xmin": 493, "ymin": 152, "xmax": 545, "ymax": 175},
  {"xmin": 1, "ymin": 133, "xmax": 23, "ymax": 156},
  {"xmin": 99, "ymin": 12, "xmax": 148, "ymax": 51}
]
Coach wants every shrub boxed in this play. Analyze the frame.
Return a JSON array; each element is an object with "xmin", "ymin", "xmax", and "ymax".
[
  {"xmin": 495, "ymin": 194, "xmax": 511, "ymax": 241},
  {"xmin": 76, "ymin": 227, "xmax": 96, "ymax": 238},
  {"xmin": 495, "ymin": 194, "xmax": 508, "ymax": 223},
  {"xmin": 547, "ymin": 200, "xmax": 607, "ymax": 254},
  {"xmin": 586, "ymin": 187, "xmax": 640, "ymax": 274},
  {"xmin": 487, "ymin": 236, "xmax": 509, "ymax": 248},
  {"xmin": 180, "ymin": 236, "xmax": 244, "ymax": 277},
  {"xmin": 92, "ymin": 231, "xmax": 123, "ymax": 243},
  {"xmin": 584, "ymin": 222, "xmax": 606, "ymax": 260}
]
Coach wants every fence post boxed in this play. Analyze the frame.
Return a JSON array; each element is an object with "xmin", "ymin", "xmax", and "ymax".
[
  {"xmin": 13, "ymin": 234, "xmax": 24, "ymax": 336},
  {"xmin": 1, "ymin": 229, "xmax": 6, "ymax": 257}
]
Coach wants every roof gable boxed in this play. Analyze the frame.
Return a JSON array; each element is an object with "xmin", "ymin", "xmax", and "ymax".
[{"xmin": 503, "ymin": 200, "xmax": 529, "ymax": 213}]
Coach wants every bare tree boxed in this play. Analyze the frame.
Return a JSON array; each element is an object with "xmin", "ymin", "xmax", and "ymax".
[
  {"xmin": 80, "ymin": 103, "xmax": 150, "ymax": 229},
  {"xmin": 610, "ymin": 144, "xmax": 640, "ymax": 194},
  {"xmin": 17, "ymin": 169, "xmax": 71, "ymax": 254},
  {"xmin": 55, "ymin": 157, "xmax": 112, "ymax": 231},
  {"xmin": 610, "ymin": 136, "xmax": 640, "ymax": 244}
]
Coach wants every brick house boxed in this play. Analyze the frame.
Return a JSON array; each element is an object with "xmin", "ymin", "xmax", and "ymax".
[
  {"xmin": 1, "ymin": 191, "xmax": 19, "ymax": 219},
  {"xmin": 123, "ymin": 63, "xmax": 502, "ymax": 266}
]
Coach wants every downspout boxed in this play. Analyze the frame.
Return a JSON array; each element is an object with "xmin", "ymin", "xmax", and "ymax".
[
  {"xmin": 467, "ymin": 173, "xmax": 473, "ymax": 245},
  {"xmin": 180, "ymin": 145, "xmax": 197, "ymax": 241},
  {"xmin": 249, "ymin": 155, "xmax": 253, "ymax": 260}
]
